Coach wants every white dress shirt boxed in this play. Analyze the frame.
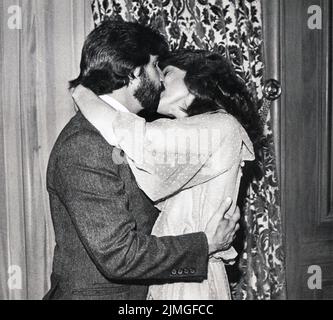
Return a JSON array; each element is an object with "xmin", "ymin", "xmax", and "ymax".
[{"xmin": 99, "ymin": 94, "xmax": 130, "ymax": 113}]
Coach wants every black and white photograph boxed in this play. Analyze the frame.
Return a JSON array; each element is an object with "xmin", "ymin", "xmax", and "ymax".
[{"xmin": 0, "ymin": 0, "xmax": 332, "ymax": 302}]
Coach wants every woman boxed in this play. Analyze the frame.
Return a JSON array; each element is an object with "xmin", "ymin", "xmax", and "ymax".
[{"xmin": 72, "ymin": 50, "xmax": 262, "ymax": 300}]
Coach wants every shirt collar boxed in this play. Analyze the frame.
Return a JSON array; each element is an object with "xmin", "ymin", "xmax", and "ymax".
[{"xmin": 99, "ymin": 95, "xmax": 130, "ymax": 113}]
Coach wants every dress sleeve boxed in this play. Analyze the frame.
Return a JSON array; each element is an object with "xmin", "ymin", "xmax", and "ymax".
[
  {"xmin": 73, "ymin": 86, "xmax": 254, "ymax": 201},
  {"xmin": 111, "ymin": 111, "xmax": 255, "ymax": 202}
]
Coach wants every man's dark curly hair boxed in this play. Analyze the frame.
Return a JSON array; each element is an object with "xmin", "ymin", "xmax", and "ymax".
[
  {"xmin": 159, "ymin": 50, "xmax": 264, "ymax": 170},
  {"xmin": 69, "ymin": 20, "xmax": 169, "ymax": 95}
]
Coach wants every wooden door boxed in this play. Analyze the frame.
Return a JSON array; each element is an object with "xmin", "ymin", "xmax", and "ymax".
[{"xmin": 277, "ymin": 0, "xmax": 333, "ymax": 299}]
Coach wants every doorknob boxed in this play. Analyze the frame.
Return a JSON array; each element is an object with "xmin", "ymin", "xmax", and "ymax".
[{"xmin": 263, "ymin": 79, "xmax": 282, "ymax": 101}]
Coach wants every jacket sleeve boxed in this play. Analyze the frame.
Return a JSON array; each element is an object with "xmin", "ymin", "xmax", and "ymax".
[{"xmin": 54, "ymin": 130, "xmax": 208, "ymax": 283}]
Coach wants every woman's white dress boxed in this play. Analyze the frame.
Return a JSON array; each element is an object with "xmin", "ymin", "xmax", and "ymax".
[{"xmin": 107, "ymin": 110, "xmax": 255, "ymax": 300}]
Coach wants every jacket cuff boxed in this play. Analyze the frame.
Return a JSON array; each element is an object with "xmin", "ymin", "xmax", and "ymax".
[{"xmin": 168, "ymin": 232, "xmax": 209, "ymax": 282}]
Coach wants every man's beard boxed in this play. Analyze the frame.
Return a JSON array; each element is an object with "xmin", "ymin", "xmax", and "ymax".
[{"xmin": 134, "ymin": 71, "xmax": 163, "ymax": 114}]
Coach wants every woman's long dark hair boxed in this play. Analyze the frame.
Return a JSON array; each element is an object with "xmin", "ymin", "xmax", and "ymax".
[{"xmin": 159, "ymin": 50, "xmax": 265, "ymax": 175}]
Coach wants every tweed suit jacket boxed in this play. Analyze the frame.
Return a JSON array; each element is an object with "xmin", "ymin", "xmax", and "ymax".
[{"xmin": 44, "ymin": 112, "xmax": 208, "ymax": 300}]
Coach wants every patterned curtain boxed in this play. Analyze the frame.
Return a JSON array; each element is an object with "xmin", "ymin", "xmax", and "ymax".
[{"xmin": 91, "ymin": 0, "xmax": 286, "ymax": 300}]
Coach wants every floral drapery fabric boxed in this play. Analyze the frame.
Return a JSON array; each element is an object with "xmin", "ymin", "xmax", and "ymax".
[{"xmin": 91, "ymin": 0, "xmax": 286, "ymax": 300}]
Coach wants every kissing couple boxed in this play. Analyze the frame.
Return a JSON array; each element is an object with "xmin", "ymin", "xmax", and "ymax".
[{"xmin": 44, "ymin": 20, "xmax": 261, "ymax": 300}]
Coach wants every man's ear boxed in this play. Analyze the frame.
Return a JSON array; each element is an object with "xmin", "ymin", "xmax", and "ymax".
[
  {"xmin": 131, "ymin": 67, "xmax": 142, "ymax": 80},
  {"xmin": 128, "ymin": 66, "xmax": 142, "ymax": 89}
]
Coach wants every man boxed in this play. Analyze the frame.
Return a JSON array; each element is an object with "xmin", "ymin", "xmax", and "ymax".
[{"xmin": 44, "ymin": 20, "xmax": 240, "ymax": 300}]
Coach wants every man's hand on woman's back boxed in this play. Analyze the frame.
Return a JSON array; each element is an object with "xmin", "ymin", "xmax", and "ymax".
[{"xmin": 205, "ymin": 198, "xmax": 241, "ymax": 255}]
